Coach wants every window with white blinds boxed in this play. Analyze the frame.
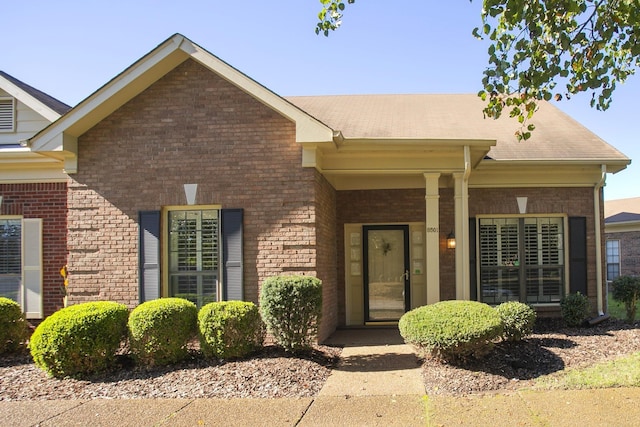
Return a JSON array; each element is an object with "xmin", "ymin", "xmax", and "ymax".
[
  {"xmin": 0, "ymin": 219, "xmax": 21, "ymax": 302},
  {"xmin": 167, "ymin": 209, "xmax": 219, "ymax": 308},
  {"xmin": 606, "ymin": 240, "xmax": 620, "ymax": 281},
  {"xmin": 0, "ymin": 98, "xmax": 15, "ymax": 132},
  {"xmin": 479, "ymin": 217, "xmax": 565, "ymax": 304}
]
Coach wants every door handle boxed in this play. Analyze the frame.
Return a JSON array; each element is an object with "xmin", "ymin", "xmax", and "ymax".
[{"xmin": 401, "ymin": 270, "xmax": 409, "ymax": 280}]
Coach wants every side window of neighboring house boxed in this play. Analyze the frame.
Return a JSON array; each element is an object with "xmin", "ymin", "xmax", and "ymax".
[
  {"xmin": 138, "ymin": 207, "xmax": 243, "ymax": 308},
  {"xmin": 0, "ymin": 97, "xmax": 15, "ymax": 132},
  {"xmin": 478, "ymin": 217, "xmax": 565, "ymax": 305},
  {"xmin": 606, "ymin": 240, "xmax": 620, "ymax": 282},
  {"xmin": 0, "ymin": 217, "xmax": 43, "ymax": 318}
]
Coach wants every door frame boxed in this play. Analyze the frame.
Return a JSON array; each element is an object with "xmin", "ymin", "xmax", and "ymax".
[{"xmin": 362, "ymin": 224, "xmax": 411, "ymax": 322}]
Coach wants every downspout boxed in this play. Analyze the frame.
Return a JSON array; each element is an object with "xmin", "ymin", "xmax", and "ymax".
[{"xmin": 594, "ymin": 165, "xmax": 606, "ymax": 315}]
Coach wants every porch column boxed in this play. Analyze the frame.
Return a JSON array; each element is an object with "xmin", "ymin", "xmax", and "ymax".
[
  {"xmin": 453, "ymin": 171, "xmax": 470, "ymax": 300},
  {"xmin": 424, "ymin": 173, "xmax": 441, "ymax": 304}
]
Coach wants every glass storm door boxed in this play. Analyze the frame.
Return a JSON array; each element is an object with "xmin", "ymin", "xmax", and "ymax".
[{"xmin": 363, "ymin": 225, "xmax": 410, "ymax": 321}]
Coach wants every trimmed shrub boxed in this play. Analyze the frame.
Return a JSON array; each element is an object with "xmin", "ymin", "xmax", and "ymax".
[
  {"xmin": 495, "ymin": 301, "xmax": 536, "ymax": 342},
  {"xmin": 128, "ymin": 298, "xmax": 198, "ymax": 367},
  {"xmin": 29, "ymin": 301, "xmax": 129, "ymax": 378},
  {"xmin": 560, "ymin": 292, "xmax": 590, "ymax": 327},
  {"xmin": 611, "ymin": 275, "xmax": 640, "ymax": 322},
  {"xmin": 0, "ymin": 297, "xmax": 29, "ymax": 354},
  {"xmin": 198, "ymin": 301, "xmax": 264, "ymax": 360},
  {"xmin": 399, "ymin": 300, "xmax": 503, "ymax": 362},
  {"xmin": 259, "ymin": 275, "xmax": 322, "ymax": 352}
]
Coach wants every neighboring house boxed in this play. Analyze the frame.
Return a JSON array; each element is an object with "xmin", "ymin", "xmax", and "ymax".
[
  {"xmin": 0, "ymin": 71, "xmax": 71, "ymax": 320},
  {"xmin": 604, "ymin": 197, "xmax": 640, "ymax": 281},
  {"xmin": 20, "ymin": 34, "xmax": 630, "ymax": 340}
]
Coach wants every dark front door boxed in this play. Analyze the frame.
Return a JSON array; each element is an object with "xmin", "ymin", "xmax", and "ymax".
[{"xmin": 363, "ymin": 225, "xmax": 410, "ymax": 321}]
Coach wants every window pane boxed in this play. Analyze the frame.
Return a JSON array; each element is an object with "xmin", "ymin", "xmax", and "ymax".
[
  {"xmin": 168, "ymin": 210, "xmax": 219, "ymax": 307},
  {"xmin": 0, "ymin": 219, "xmax": 21, "ymax": 303}
]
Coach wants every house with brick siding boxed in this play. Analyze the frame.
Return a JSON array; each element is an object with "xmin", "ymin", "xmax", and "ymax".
[
  {"xmin": 21, "ymin": 34, "xmax": 630, "ymax": 340},
  {"xmin": 604, "ymin": 197, "xmax": 640, "ymax": 282},
  {"xmin": 0, "ymin": 71, "xmax": 70, "ymax": 319}
]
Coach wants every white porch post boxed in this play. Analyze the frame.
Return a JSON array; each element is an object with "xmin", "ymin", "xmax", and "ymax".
[
  {"xmin": 453, "ymin": 171, "xmax": 470, "ymax": 300},
  {"xmin": 424, "ymin": 173, "xmax": 441, "ymax": 304}
]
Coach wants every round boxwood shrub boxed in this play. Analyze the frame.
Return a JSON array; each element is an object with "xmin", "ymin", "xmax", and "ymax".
[
  {"xmin": 0, "ymin": 297, "xmax": 29, "ymax": 354},
  {"xmin": 259, "ymin": 275, "xmax": 322, "ymax": 352},
  {"xmin": 198, "ymin": 301, "xmax": 264, "ymax": 360},
  {"xmin": 29, "ymin": 301, "xmax": 129, "ymax": 378},
  {"xmin": 495, "ymin": 301, "xmax": 536, "ymax": 342},
  {"xmin": 399, "ymin": 300, "xmax": 503, "ymax": 362},
  {"xmin": 560, "ymin": 292, "xmax": 590, "ymax": 327},
  {"xmin": 611, "ymin": 275, "xmax": 640, "ymax": 322},
  {"xmin": 128, "ymin": 298, "xmax": 198, "ymax": 367}
]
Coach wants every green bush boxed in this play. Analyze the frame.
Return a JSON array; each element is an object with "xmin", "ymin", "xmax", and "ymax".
[
  {"xmin": 399, "ymin": 300, "xmax": 503, "ymax": 362},
  {"xmin": 128, "ymin": 298, "xmax": 198, "ymax": 367},
  {"xmin": 29, "ymin": 301, "xmax": 129, "ymax": 378},
  {"xmin": 495, "ymin": 301, "xmax": 536, "ymax": 342},
  {"xmin": 611, "ymin": 276, "xmax": 640, "ymax": 322},
  {"xmin": 198, "ymin": 301, "xmax": 264, "ymax": 360},
  {"xmin": 560, "ymin": 292, "xmax": 590, "ymax": 327},
  {"xmin": 259, "ymin": 275, "xmax": 322, "ymax": 352},
  {"xmin": 0, "ymin": 297, "xmax": 29, "ymax": 354}
]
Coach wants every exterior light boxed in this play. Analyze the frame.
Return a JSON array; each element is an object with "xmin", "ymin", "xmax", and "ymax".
[{"xmin": 446, "ymin": 231, "xmax": 456, "ymax": 249}]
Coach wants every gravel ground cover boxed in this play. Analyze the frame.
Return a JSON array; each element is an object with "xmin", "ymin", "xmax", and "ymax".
[{"xmin": 1, "ymin": 318, "xmax": 639, "ymax": 400}]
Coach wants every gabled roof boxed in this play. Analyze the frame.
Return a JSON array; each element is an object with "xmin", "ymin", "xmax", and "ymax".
[
  {"xmin": 0, "ymin": 71, "xmax": 71, "ymax": 119},
  {"xmin": 606, "ymin": 212, "xmax": 640, "ymax": 224},
  {"xmin": 28, "ymin": 34, "xmax": 333, "ymax": 168},
  {"xmin": 287, "ymin": 94, "xmax": 630, "ymax": 171},
  {"xmin": 605, "ymin": 197, "xmax": 640, "ymax": 217}
]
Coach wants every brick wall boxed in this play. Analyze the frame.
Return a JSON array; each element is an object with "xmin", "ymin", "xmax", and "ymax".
[
  {"xmin": 606, "ymin": 230, "xmax": 640, "ymax": 277},
  {"xmin": 0, "ymin": 182, "xmax": 68, "ymax": 316},
  {"xmin": 315, "ymin": 171, "xmax": 337, "ymax": 340},
  {"xmin": 69, "ymin": 59, "xmax": 326, "ymax": 319}
]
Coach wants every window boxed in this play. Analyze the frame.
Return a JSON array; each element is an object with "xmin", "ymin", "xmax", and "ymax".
[
  {"xmin": 167, "ymin": 208, "xmax": 220, "ymax": 307},
  {"xmin": 0, "ymin": 218, "xmax": 22, "ymax": 302},
  {"xmin": 479, "ymin": 217, "xmax": 565, "ymax": 304},
  {"xmin": 0, "ymin": 217, "xmax": 42, "ymax": 318},
  {"xmin": 606, "ymin": 240, "xmax": 620, "ymax": 282},
  {"xmin": 0, "ymin": 98, "xmax": 15, "ymax": 132}
]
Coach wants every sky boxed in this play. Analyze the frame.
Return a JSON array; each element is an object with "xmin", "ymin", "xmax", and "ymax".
[{"xmin": 4, "ymin": 1, "xmax": 638, "ymax": 200}]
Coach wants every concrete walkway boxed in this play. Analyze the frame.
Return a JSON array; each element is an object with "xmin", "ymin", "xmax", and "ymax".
[{"xmin": 3, "ymin": 329, "xmax": 640, "ymax": 426}]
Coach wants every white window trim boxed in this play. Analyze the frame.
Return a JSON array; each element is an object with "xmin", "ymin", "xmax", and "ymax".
[{"xmin": 606, "ymin": 239, "xmax": 621, "ymax": 282}]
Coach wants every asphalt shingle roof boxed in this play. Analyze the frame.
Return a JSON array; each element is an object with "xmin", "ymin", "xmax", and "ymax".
[
  {"xmin": 0, "ymin": 71, "xmax": 71, "ymax": 115},
  {"xmin": 286, "ymin": 94, "xmax": 628, "ymax": 162}
]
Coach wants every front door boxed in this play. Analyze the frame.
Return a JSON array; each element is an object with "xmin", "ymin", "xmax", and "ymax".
[{"xmin": 363, "ymin": 225, "xmax": 410, "ymax": 322}]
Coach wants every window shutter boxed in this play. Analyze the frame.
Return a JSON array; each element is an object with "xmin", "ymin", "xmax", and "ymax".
[
  {"xmin": 469, "ymin": 218, "xmax": 477, "ymax": 301},
  {"xmin": 22, "ymin": 218, "xmax": 43, "ymax": 319},
  {"xmin": 222, "ymin": 209, "xmax": 243, "ymax": 301},
  {"xmin": 568, "ymin": 217, "xmax": 587, "ymax": 295},
  {"xmin": 139, "ymin": 211, "xmax": 160, "ymax": 302}
]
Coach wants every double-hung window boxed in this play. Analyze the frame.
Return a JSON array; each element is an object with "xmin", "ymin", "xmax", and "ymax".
[
  {"xmin": 479, "ymin": 217, "xmax": 565, "ymax": 305},
  {"xmin": 0, "ymin": 216, "xmax": 43, "ymax": 318},
  {"xmin": 167, "ymin": 208, "xmax": 219, "ymax": 307},
  {"xmin": 606, "ymin": 240, "xmax": 620, "ymax": 282}
]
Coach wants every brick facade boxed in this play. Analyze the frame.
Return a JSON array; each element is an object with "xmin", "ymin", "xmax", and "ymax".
[
  {"xmin": 334, "ymin": 185, "xmax": 602, "ymax": 325},
  {"xmin": 0, "ymin": 182, "xmax": 68, "ymax": 317},
  {"xmin": 68, "ymin": 59, "xmax": 335, "ymax": 331},
  {"xmin": 606, "ymin": 230, "xmax": 640, "ymax": 278}
]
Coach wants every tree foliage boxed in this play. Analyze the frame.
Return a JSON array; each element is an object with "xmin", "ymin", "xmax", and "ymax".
[{"xmin": 317, "ymin": 0, "xmax": 640, "ymax": 140}]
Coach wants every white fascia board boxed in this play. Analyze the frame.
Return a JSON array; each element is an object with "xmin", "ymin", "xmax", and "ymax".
[
  {"xmin": 0, "ymin": 76, "xmax": 61, "ymax": 122},
  {"xmin": 478, "ymin": 158, "xmax": 630, "ymax": 173},
  {"xmin": 186, "ymin": 42, "xmax": 333, "ymax": 144}
]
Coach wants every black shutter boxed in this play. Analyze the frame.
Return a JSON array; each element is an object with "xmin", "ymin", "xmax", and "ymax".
[
  {"xmin": 469, "ymin": 218, "xmax": 477, "ymax": 301},
  {"xmin": 569, "ymin": 216, "xmax": 588, "ymax": 295},
  {"xmin": 139, "ymin": 211, "xmax": 161, "ymax": 302},
  {"xmin": 222, "ymin": 209, "xmax": 243, "ymax": 301}
]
